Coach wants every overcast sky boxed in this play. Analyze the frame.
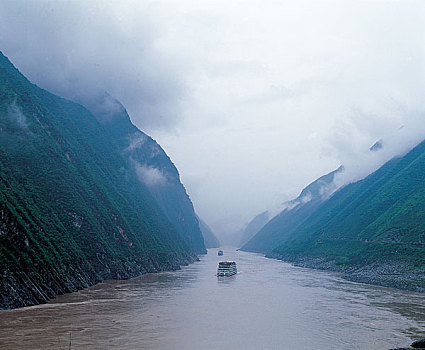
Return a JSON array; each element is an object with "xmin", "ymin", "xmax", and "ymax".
[{"xmin": 1, "ymin": 0, "xmax": 425, "ymax": 239}]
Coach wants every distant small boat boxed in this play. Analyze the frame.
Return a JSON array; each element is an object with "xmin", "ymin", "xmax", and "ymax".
[
  {"xmin": 218, "ymin": 250, "xmax": 223, "ymax": 256},
  {"xmin": 217, "ymin": 261, "xmax": 237, "ymax": 277}
]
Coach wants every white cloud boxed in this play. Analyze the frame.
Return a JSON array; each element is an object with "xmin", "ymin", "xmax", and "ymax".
[
  {"xmin": 9, "ymin": 102, "xmax": 29, "ymax": 131},
  {"xmin": 3, "ymin": 101, "xmax": 32, "ymax": 136},
  {"xmin": 1, "ymin": 0, "xmax": 425, "ymax": 239},
  {"xmin": 134, "ymin": 161, "xmax": 168, "ymax": 188},
  {"xmin": 125, "ymin": 133, "xmax": 147, "ymax": 153}
]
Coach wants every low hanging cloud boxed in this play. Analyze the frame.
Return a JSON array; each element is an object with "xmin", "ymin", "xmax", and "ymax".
[
  {"xmin": 2, "ymin": 101, "xmax": 33, "ymax": 137},
  {"xmin": 1, "ymin": 1, "xmax": 425, "ymax": 238},
  {"xmin": 125, "ymin": 133, "xmax": 148, "ymax": 153},
  {"xmin": 326, "ymin": 110, "xmax": 425, "ymax": 190},
  {"xmin": 318, "ymin": 180, "xmax": 340, "ymax": 201},
  {"xmin": 8, "ymin": 102, "xmax": 29, "ymax": 131},
  {"xmin": 133, "ymin": 161, "xmax": 168, "ymax": 188},
  {"xmin": 80, "ymin": 91, "xmax": 128, "ymax": 125},
  {"xmin": 0, "ymin": 1, "xmax": 186, "ymax": 130},
  {"xmin": 272, "ymin": 192, "xmax": 313, "ymax": 217}
]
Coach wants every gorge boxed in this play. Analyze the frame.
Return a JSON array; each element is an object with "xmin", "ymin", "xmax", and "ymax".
[{"xmin": 0, "ymin": 52, "xmax": 207, "ymax": 309}]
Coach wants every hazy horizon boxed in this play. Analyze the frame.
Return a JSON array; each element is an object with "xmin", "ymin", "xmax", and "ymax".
[{"xmin": 1, "ymin": 0, "xmax": 425, "ymax": 241}]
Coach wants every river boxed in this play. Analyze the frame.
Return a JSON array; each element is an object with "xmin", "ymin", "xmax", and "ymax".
[{"xmin": 0, "ymin": 249, "xmax": 424, "ymax": 349}]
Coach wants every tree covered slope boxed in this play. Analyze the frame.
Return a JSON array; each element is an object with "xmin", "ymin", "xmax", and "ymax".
[
  {"xmin": 82, "ymin": 93, "xmax": 206, "ymax": 254},
  {"xmin": 242, "ymin": 167, "xmax": 342, "ymax": 253},
  {"xmin": 271, "ymin": 141, "xmax": 425, "ymax": 290},
  {"xmin": 0, "ymin": 52, "xmax": 201, "ymax": 309}
]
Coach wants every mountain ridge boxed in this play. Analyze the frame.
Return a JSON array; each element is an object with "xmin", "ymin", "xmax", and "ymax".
[
  {"xmin": 0, "ymin": 51, "xmax": 204, "ymax": 309},
  {"xmin": 241, "ymin": 166, "xmax": 342, "ymax": 253},
  {"xmin": 81, "ymin": 92, "xmax": 206, "ymax": 254},
  {"xmin": 244, "ymin": 137, "xmax": 425, "ymax": 291}
]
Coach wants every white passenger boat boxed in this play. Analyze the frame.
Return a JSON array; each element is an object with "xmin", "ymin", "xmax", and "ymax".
[{"xmin": 217, "ymin": 261, "xmax": 237, "ymax": 277}]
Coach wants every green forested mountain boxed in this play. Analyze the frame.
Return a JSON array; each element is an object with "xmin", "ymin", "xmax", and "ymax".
[
  {"xmin": 273, "ymin": 141, "xmax": 425, "ymax": 262},
  {"xmin": 0, "ymin": 52, "xmax": 203, "ymax": 309},
  {"xmin": 250, "ymin": 141, "xmax": 425, "ymax": 291},
  {"xmin": 81, "ymin": 93, "xmax": 206, "ymax": 254},
  {"xmin": 242, "ymin": 167, "xmax": 342, "ymax": 253}
]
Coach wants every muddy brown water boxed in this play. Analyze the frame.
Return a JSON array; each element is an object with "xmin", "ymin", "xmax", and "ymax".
[{"xmin": 0, "ymin": 249, "xmax": 424, "ymax": 349}]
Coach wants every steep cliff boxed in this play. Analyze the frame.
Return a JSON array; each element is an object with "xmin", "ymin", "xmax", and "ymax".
[
  {"xmin": 0, "ymin": 52, "xmax": 199, "ymax": 309},
  {"xmin": 242, "ymin": 167, "xmax": 342, "ymax": 253},
  {"xmin": 80, "ymin": 93, "xmax": 206, "ymax": 254},
  {"xmin": 271, "ymin": 142, "xmax": 425, "ymax": 291}
]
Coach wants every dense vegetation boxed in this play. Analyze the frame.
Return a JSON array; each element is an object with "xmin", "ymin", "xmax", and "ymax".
[
  {"xmin": 0, "ymin": 52, "xmax": 203, "ymax": 308},
  {"xmin": 242, "ymin": 139, "xmax": 425, "ymax": 290},
  {"xmin": 273, "ymin": 141, "xmax": 425, "ymax": 267},
  {"xmin": 242, "ymin": 168, "xmax": 341, "ymax": 253},
  {"xmin": 82, "ymin": 93, "xmax": 206, "ymax": 254}
]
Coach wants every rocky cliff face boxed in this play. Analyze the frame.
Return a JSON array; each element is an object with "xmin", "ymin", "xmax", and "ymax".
[
  {"xmin": 0, "ymin": 52, "xmax": 201, "ymax": 309},
  {"xmin": 80, "ymin": 92, "xmax": 206, "ymax": 254}
]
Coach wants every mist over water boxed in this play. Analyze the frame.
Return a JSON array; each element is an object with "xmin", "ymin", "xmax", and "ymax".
[{"xmin": 0, "ymin": 250, "xmax": 423, "ymax": 349}]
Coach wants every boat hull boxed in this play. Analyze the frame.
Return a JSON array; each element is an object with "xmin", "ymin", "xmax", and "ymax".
[{"xmin": 217, "ymin": 271, "xmax": 237, "ymax": 277}]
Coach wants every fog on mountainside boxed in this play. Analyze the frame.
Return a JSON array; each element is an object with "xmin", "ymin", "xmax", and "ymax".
[
  {"xmin": 0, "ymin": 1, "xmax": 425, "ymax": 331},
  {"xmin": 242, "ymin": 167, "xmax": 343, "ymax": 252},
  {"xmin": 271, "ymin": 138, "xmax": 425, "ymax": 292},
  {"xmin": 239, "ymin": 133, "xmax": 425, "ymax": 291},
  {"xmin": 82, "ymin": 92, "xmax": 206, "ymax": 254},
  {"xmin": 1, "ymin": 1, "xmax": 425, "ymax": 238},
  {"xmin": 241, "ymin": 124, "xmax": 425, "ymax": 249},
  {"xmin": 0, "ymin": 52, "xmax": 204, "ymax": 309}
]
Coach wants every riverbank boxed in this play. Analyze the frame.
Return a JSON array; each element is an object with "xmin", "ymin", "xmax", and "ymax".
[
  {"xmin": 0, "ymin": 253, "xmax": 198, "ymax": 310},
  {"xmin": 1, "ymin": 249, "xmax": 423, "ymax": 350},
  {"xmin": 391, "ymin": 337, "xmax": 425, "ymax": 349},
  {"xmin": 267, "ymin": 253, "xmax": 425, "ymax": 293}
]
